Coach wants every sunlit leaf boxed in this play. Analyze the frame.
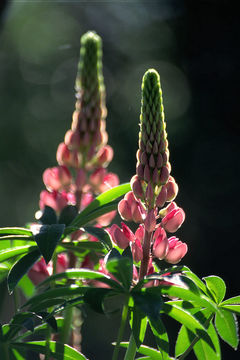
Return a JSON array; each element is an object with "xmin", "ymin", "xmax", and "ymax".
[
  {"xmin": 69, "ymin": 183, "xmax": 131, "ymax": 229},
  {"xmin": 221, "ymin": 295, "xmax": 240, "ymax": 306},
  {"xmin": 149, "ymin": 317, "xmax": 169, "ymax": 360},
  {"xmin": 106, "ymin": 256, "xmax": 133, "ymax": 291},
  {"xmin": 0, "ymin": 245, "xmax": 37, "ymax": 263},
  {"xmin": 36, "ymin": 269, "xmax": 123, "ymax": 292},
  {"xmin": 220, "ymin": 304, "xmax": 240, "ymax": 315},
  {"xmin": 129, "ymin": 297, "xmax": 148, "ymax": 348},
  {"xmin": 7, "ymin": 249, "xmax": 41, "ymax": 294},
  {"xmin": 119, "ymin": 343, "xmax": 163, "ymax": 360},
  {"xmin": 0, "ymin": 228, "xmax": 33, "ymax": 236},
  {"xmin": 215, "ymin": 308, "xmax": 239, "ymax": 349},
  {"xmin": 203, "ymin": 276, "xmax": 226, "ymax": 304}
]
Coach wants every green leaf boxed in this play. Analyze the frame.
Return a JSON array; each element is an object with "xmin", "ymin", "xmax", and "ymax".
[
  {"xmin": 34, "ymin": 224, "xmax": 65, "ymax": 264},
  {"xmin": 22, "ymin": 285, "xmax": 87, "ymax": 309},
  {"xmin": 3, "ymin": 312, "xmax": 37, "ymax": 341},
  {"xmin": 193, "ymin": 321, "xmax": 221, "ymax": 360},
  {"xmin": 69, "ymin": 183, "xmax": 131, "ymax": 229},
  {"xmin": 182, "ymin": 268, "xmax": 208, "ymax": 294},
  {"xmin": 221, "ymin": 295, "xmax": 240, "ymax": 306},
  {"xmin": 28, "ymin": 298, "xmax": 66, "ymax": 312},
  {"xmin": 58, "ymin": 205, "xmax": 78, "ymax": 226},
  {"xmin": 0, "ymin": 227, "xmax": 33, "ymax": 236},
  {"xmin": 9, "ymin": 348, "xmax": 25, "ymax": 360},
  {"xmin": 119, "ymin": 343, "xmax": 163, "ymax": 360},
  {"xmin": 18, "ymin": 274, "xmax": 35, "ymax": 298},
  {"xmin": 129, "ymin": 297, "xmax": 148, "ymax": 348},
  {"xmin": 149, "ymin": 317, "xmax": 169, "ymax": 360},
  {"xmin": 10, "ymin": 341, "xmax": 88, "ymax": 360},
  {"xmin": 7, "ymin": 249, "xmax": 41, "ymax": 294},
  {"xmin": 83, "ymin": 226, "xmax": 112, "ymax": 251},
  {"xmin": 0, "ymin": 263, "xmax": 10, "ymax": 283},
  {"xmin": 84, "ymin": 287, "xmax": 113, "ymax": 313},
  {"xmin": 131, "ymin": 287, "xmax": 163, "ymax": 320},
  {"xmin": 215, "ymin": 308, "xmax": 239, "ymax": 349},
  {"xmin": 16, "ymin": 318, "xmax": 64, "ymax": 341},
  {"xmin": 38, "ymin": 206, "xmax": 57, "ymax": 225},
  {"xmin": 220, "ymin": 304, "xmax": 240, "ymax": 315},
  {"xmin": 60, "ymin": 240, "xmax": 105, "ymax": 253},
  {"xmin": 163, "ymin": 303, "xmax": 209, "ymax": 338},
  {"xmin": 203, "ymin": 276, "xmax": 226, "ymax": 304},
  {"xmin": 106, "ymin": 256, "xmax": 133, "ymax": 290},
  {"xmin": 0, "ymin": 245, "xmax": 37, "ymax": 262},
  {"xmin": 36, "ymin": 269, "xmax": 123, "ymax": 291}
]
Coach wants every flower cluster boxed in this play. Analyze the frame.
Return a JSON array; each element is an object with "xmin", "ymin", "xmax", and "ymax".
[
  {"xmin": 39, "ymin": 31, "xmax": 119, "ymax": 220},
  {"xmin": 110, "ymin": 69, "xmax": 187, "ymax": 278}
]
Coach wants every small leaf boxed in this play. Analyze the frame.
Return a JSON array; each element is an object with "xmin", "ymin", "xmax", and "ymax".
[
  {"xmin": 34, "ymin": 224, "xmax": 65, "ymax": 264},
  {"xmin": 220, "ymin": 304, "xmax": 240, "ymax": 315},
  {"xmin": 10, "ymin": 341, "xmax": 88, "ymax": 360},
  {"xmin": 58, "ymin": 205, "xmax": 78, "ymax": 226},
  {"xmin": 0, "ymin": 227, "xmax": 33, "ymax": 236},
  {"xmin": 203, "ymin": 276, "xmax": 226, "ymax": 304},
  {"xmin": 182, "ymin": 268, "xmax": 208, "ymax": 294},
  {"xmin": 83, "ymin": 226, "xmax": 112, "ymax": 251},
  {"xmin": 193, "ymin": 321, "xmax": 221, "ymax": 360},
  {"xmin": 7, "ymin": 249, "xmax": 41, "ymax": 294},
  {"xmin": 215, "ymin": 308, "xmax": 239, "ymax": 349},
  {"xmin": 149, "ymin": 317, "xmax": 169, "ymax": 360},
  {"xmin": 37, "ymin": 206, "xmax": 57, "ymax": 225},
  {"xmin": 0, "ymin": 245, "xmax": 37, "ymax": 262},
  {"xmin": 84, "ymin": 287, "xmax": 114, "ymax": 313},
  {"xmin": 221, "ymin": 295, "xmax": 240, "ymax": 306}
]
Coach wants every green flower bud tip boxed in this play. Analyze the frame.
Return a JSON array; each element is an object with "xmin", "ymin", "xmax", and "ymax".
[
  {"xmin": 75, "ymin": 31, "xmax": 104, "ymax": 97},
  {"xmin": 137, "ymin": 69, "xmax": 170, "ymax": 189}
]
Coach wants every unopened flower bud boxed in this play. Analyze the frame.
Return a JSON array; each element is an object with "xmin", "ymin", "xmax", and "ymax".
[
  {"xmin": 108, "ymin": 224, "xmax": 130, "ymax": 249},
  {"xmin": 118, "ymin": 199, "xmax": 132, "ymax": 221},
  {"xmin": 165, "ymin": 176, "xmax": 178, "ymax": 201},
  {"xmin": 165, "ymin": 237, "xmax": 188, "ymax": 264},
  {"xmin": 153, "ymin": 227, "xmax": 169, "ymax": 259},
  {"xmin": 43, "ymin": 165, "xmax": 72, "ymax": 192},
  {"xmin": 96, "ymin": 145, "xmax": 114, "ymax": 167},
  {"xmin": 131, "ymin": 238, "xmax": 143, "ymax": 263},
  {"xmin": 145, "ymin": 183, "xmax": 155, "ymax": 206},
  {"xmin": 64, "ymin": 129, "xmax": 80, "ymax": 150},
  {"xmin": 159, "ymin": 165, "xmax": 170, "ymax": 185},
  {"xmin": 144, "ymin": 209, "xmax": 156, "ymax": 232},
  {"xmin": 131, "ymin": 202, "xmax": 143, "ymax": 223},
  {"xmin": 130, "ymin": 175, "xmax": 144, "ymax": 199},
  {"xmin": 56, "ymin": 143, "xmax": 79, "ymax": 168},
  {"xmin": 156, "ymin": 186, "xmax": 167, "ymax": 208},
  {"xmin": 159, "ymin": 201, "xmax": 177, "ymax": 218},
  {"xmin": 161, "ymin": 206, "xmax": 185, "ymax": 233},
  {"xmin": 39, "ymin": 190, "xmax": 69, "ymax": 213}
]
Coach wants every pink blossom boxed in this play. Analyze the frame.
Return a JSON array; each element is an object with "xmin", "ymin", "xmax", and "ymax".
[
  {"xmin": 161, "ymin": 206, "xmax": 185, "ymax": 233},
  {"xmin": 130, "ymin": 175, "xmax": 144, "ymax": 199},
  {"xmin": 97, "ymin": 211, "xmax": 117, "ymax": 226},
  {"xmin": 152, "ymin": 227, "xmax": 169, "ymax": 259},
  {"xmin": 64, "ymin": 129, "xmax": 81, "ymax": 150},
  {"xmin": 164, "ymin": 237, "xmax": 188, "ymax": 264},
  {"xmin": 96, "ymin": 145, "xmax": 114, "ymax": 167},
  {"xmin": 156, "ymin": 186, "xmax": 167, "ymax": 208},
  {"xmin": 108, "ymin": 224, "xmax": 131, "ymax": 249},
  {"xmin": 118, "ymin": 191, "xmax": 145, "ymax": 223},
  {"xmin": 39, "ymin": 190, "xmax": 69, "ymax": 213},
  {"xmin": 165, "ymin": 176, "xmax": 178, "ymax": 202},
  {"xmin": 28, "ymin": 254, "xmax": 68, "ymax": 285},
  {"xmin": 56, "ymin": 143, "xmax": 79, "ymax": 168},
  {"xmin": 43, "ymin": 165, "xmax": 72, "ymax": 192},
  {"xmin": 144, "ymin": 209, "xmax": 156, "ymax": 233},
  {"xmin": 131, "ymin": 237, "xmax": 143, "ymax": 263}
]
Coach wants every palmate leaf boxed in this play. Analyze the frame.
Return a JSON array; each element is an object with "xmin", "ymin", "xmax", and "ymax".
[
  {"xmin": 220, "ymin": 304, "xmax": 240, "ymax": 315},
  {"xmin": 106, "ymin": 249, "xmax": 133, "ymax": 291},
  {"xmin": 129, "ymin": 297, "xmax": 148, "ymax": 349},
  {"xmin": 36, "ymin": 269, "xmax": 124, "ymax": 292},
  {"xmin": 221, "ymin": 295, "xmax": 240, "ymax": 305},
  {"xmin": 34, "ymin": 224, "xmax": 65, "ymax": 264},
  {"xmin": 68, "ymin": 183, "xmax": 131, "ymax": 230},
  {"xmin": 149, "ymin": 317, "xmax": 169, "ymax": 360},
  {"xmin": 215, "ymin": 308, "xmax": 239, "ymax": 349},
  {"xmin": 16, "ymin": 318, "xmax": 64, "ymax": 341},
  {"xmin": 119, "ymin": 343, "xmax": 164, "ymax": 360},
  {"xmin": 83, "ymin": 287, "xmax": 114, "ymax": 314},
  {"xmin": 7, "ymin": 249, "xmax": 41, "ymax": 294},
  {"xmin": 10, "ymin": 341, "xmax": 88, "ymax": 360}
]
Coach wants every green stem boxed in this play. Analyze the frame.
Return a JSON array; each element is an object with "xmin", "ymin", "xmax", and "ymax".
[
  {"xmin": 112, "ymin": 296, "xmax": 129, "ymax": 360},
  {"xmin": 60, "ymin": 306, "xmax": 73, "ymax": 344},
  {"xmin": 178, "ymin": 314, "xmax": 214, "ymax": 360},
  {"xmin": 124, "ymin": 333, "xmax": 137, "ymax": 360}
]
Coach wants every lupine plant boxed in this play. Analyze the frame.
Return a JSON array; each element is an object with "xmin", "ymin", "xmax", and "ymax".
[{"xmin": 0, "ymin": 31, "xmax": 239, "ymax": 360}]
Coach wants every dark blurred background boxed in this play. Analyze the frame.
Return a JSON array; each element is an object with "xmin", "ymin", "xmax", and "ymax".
[{"xmin": 0, "ymin": 0, "xmax": 239, "ymax": 359}]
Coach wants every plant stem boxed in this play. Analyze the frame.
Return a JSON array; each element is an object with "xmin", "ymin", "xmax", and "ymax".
[
  {"xmin": 123, "ymin": 333, "xmax": 137, "ymax": 360},
  {"xmin": 178, "ymin": 314, "xmax": 214, "ymax": 360},
  {"xmin": 60, "ymin": 306, "xmax": 73, "ymax": 344},
  {"xmin": 2, "ymin": 342, "xmax": 10, "ymax": 360},
  {"xmin": 112, "ymin": 296, "xmax": 129, "ymax": 360},
  {"xmin": 139, "ymin": 228, "xmax": 152, "ymax": 279}
]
